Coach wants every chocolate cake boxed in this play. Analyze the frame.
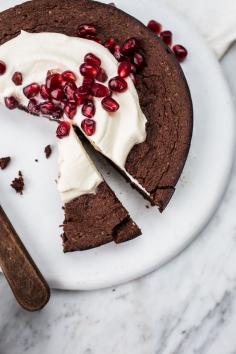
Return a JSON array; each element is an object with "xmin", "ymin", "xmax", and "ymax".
[{"xmin": 0, "ymin": 0, "xmax": 193, "ymax": 251}]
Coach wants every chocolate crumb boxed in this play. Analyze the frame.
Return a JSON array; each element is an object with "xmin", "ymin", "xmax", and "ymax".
[
  {"xmin": 44, "ymin": 145, "xmax": 52, "ymax": 159},
  {"xmin": 0, "ymin": 157, "xmax": 11, "ymax": 170},
  {"xmin": 35, "ymin": 159, "xmax": 38, "ymax": 163},
  {"xmin": 11, "ymin": 170, "xmax": 24, "ymax": 195},
  {"xmin": 145, "ymin": 205, "xmax": 150, "ymax": 209}
]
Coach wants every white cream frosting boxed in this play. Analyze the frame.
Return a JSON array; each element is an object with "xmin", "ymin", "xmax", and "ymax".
[
  {"xmin": 0, "ymin": 31, "xmax": 147, "ymax": 201},
  {"xmin": 57, "ymin": 127, "xmax": 103, "ymax": 203}
]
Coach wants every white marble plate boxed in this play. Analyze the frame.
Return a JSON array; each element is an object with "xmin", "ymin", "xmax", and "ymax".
[{"xmin": 0, "ymin": 0, "xmax": 235, "ymax": 290}]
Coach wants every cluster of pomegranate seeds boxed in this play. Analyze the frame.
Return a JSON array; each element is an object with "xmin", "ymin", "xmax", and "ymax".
[{"xmin": 147, "ymin": 19, "xmax": 188, "ymax": 62}]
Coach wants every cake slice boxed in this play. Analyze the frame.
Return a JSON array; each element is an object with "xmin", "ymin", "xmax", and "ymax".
[{"xmin": 58, "ymin": 127, "xmax": 141, "ymax": 252}]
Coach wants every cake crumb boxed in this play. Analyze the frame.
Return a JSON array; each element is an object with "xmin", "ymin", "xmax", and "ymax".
[
  {"xmin": 145, "ymin": 205, "xmax": 150, "ymax": 209},
  {"xmin": 35, "ymin": 159, "xmax": 39, "ymax": 163},
  {"xmin": 11, "ymin": 171, "xmax": 24, "ymax": 195},
  {"xmin": 0, "ymin": 156, "xmax": 11, "ymax": 170},
  {"xmin": 44, "ymin": 144, "xmax": 52, "ymax": 159}
]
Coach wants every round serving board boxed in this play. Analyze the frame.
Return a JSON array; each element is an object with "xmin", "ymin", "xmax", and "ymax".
[{"xmin": 0, "ymin": 0, "xmax": 235, "ymax": 290}]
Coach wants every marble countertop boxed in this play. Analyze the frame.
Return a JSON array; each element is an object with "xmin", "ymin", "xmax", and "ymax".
[{"xmin": 1, "ymin": 42, "xmax": 236, "ymax": 354}]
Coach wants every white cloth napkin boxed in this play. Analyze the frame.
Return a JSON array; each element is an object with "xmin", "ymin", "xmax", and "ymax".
[{"xmin": 162, "ymin": 0, "xmax": 236, "ymax": 58}]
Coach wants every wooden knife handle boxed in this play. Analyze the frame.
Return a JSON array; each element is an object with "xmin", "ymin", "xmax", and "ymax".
[{"xmin": 0, "ymin": 205, "xmax": 50, "ymax": 311}]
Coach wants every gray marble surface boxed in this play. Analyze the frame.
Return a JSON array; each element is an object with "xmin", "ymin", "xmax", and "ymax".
[{"xmin": 1, "ymin": 43, "xmax": 236, "ymax": 354}]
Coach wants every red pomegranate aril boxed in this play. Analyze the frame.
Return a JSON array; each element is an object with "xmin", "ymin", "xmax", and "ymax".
[
  {"xmin": 23, "ymin": 83, "xmax": 40, "ymax": 99},
  {"xmin": 104, "ymin": 38, "xmax": 116, "ymax": 51},
  {"xmin": 40, "ymin": 84, "xmax": 50, "ymax": 100},
  {"xmin": 0, "ymin": 60, "xmax": 6, "ymax": 75},
  {"xmin": 46, "ymin": 73, "xmax": 63, "ymax": 91},
  {"xmin": 118, "ymin": 61, "xmax": 131, "ymax": 78},
  {"xmin": 4, "ymin": 96, "xmax": 18, "ymax": 110},
  {"xmin": 12, "ymin": 72, "xmax": 23, "ymax": 86},
  {"xmin": 56, "ymin": 121, "xmax": 71, "ymax": 139},
  {"xmin": 81, "ymin": 119, "xmax": 96, "ymax": 136},
  {"xmin": 74, "ymin": 85, "xmax": 90, "ymax": 105},
  {"xmin": 96, "ymin": 68, "xmax": 108, "ymax": 83},
  {"xmin": 80, "ymin": 63, "xmax": 99, "ymax": 78},
  {"xmin": 109, "ymin": 76, "xmax": 128, "ymax": 93},
  {"xmin": 62, "ymin": 70, "xmax": 77, "ymax": 82},
  {"xmin": 102, "ymin": 96, "xmax": 119, "ymax": 112},
  {"xmin": 64, "ymin": 102, "xmax": 77, "ymax": 120},
  {"xmin": 78, "ymin": 24, "xmax": 97, "ymax": 36},
  {"xmin": 113, "ymin": 45, "xmax": 124, "ymax": 62},
  {"xmin": 52, "ymin": 107, "xmax": 64, "ymax": 120},
  {"xmin": 121, "ymin": 37, "xmax": 139, "ymax": 55},
  {"xmin": 40, "ymin": 101, "xmax": 55, "ymax": 115},
  {"xmin": 160, "ymin": 30, "xmax": 172, "ymax": 46},
  {"xmin": 173, "ymin": 44, "xmax": 188, "ymax": 62},
  {"xmin": 133, "ymin": 52, "xmax": 145, "ymax": 69},
  {"xmin": 91, "ymin": 83, "xmax": 110, "ymax": 98},
  {"xmin": 84, "ymin": 53, "xmax": 101, "ymax": 67},
  {"xmin": 82, "ymin": 100, "xmax": 95, "ymax": 118},
  {"xmin": 64, "ymin": 82, "xmax": 77, "ymax": 100},
  {"xmin": 147, "ymin": 20, "xmax": 162, "ymax": 34},
  {"xmin": 28, "ymin": 99, "xmax": 40, "ymax": 114},
  {"xmin": 83, "ymin": 77, "xmax": 94, "ymax": 87},
  {"xmin": 51, "ymin": 88, "xmax": 64, "ymax": 101}
]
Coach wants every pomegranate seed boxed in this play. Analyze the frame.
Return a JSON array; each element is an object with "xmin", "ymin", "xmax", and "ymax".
[
  {"xmin": 147, "ymin": 20, "xmax": 162, "ymax": 34},
  {"xmin": 109, "ymin": 76, "xmax": 128, "ymax": 93},
  {"xmin": 160, "ymin": 31, "xmax": 172, "ymax": 46},
  {"xmin": 64, "ymin": 102, "xmax": 77, "ymax": 120},
  {"xmin": 40, "ymin": 101, "xmax": 55, "ymax": 115},
  {"xmin": 173, "ymin": 44, "xmax": 188, "ymax": 62},
  {"xmin": 81, "ymin": 119, "xmax": 96, "ymax": 136},
  {"xmin": 12, "ymin": 72, "xmax": 23, "ymax": 86},
  {"xmin": 62, "ymin": 70, "xmax": 77, "ymax": 82},
  {"xmin": 51, "ymin": 88, "xmax": 64, "ymax": 101},
  {"xmin": 104, "ymin": 38, "xmax": 116, "ymax": 51},
  {"xmin": 4, "ymin": 96, "xmax": 18, "ymax": 110},
  {"xmin": 83, "ymin": 77, "xmax": 94, "ymax": 87},
  {"xmin": 133, "ymin": 52, "xmax": 145, "ymax": 69},
  {"xmin": 80, "ymin": 63, "xmax": 99, "ymax": 78},
  {"xmin": 82, "ymin": 100, "xmax": 95, "ymax": 118},
  {"xmin": 40, "ymin": 84, "xmax": 50, "ymax": 100},
  {"xmin": 23, "ymin": 83, "xmax": 40, "ymax": 99},
  {"xmin": 122, "ymin": 38, "xmax": 139, "ymax": 55},
  {"xmin": 46, "ymin": 73, "xmax": 63, "ymax": 91},
  {"xmin": 78, "ymin": 24, "xmax": 97, "ymax": 36},
  {"xmin": 74, "ymin": 85, "xmax": 90, "ymax": 105},
  {"xmin": 118, "ymin": 61, "xmax": 131, "ymax": 78},
  {"xmin": 113, "ymin": 45, "xmax": 124, "ymax": 62},
  {"xmin": 64, "ymin": 82, "xmax": 77, "ymax": 100},
  {"xmin": 102, "ymin": 96, "xmax": 119, "ymax": 112},
  {"xmin": 56, "ymin": 121, "xmax": 71, "ymax": 139},
  {"xmin": 91, "ymin": 83, "xmax": 110, "ymax": 97},
  {"xmin": 96, "ymin": 68, "xmax": 108, "ymax": 83},
  {"xmin": 28, "ymin": 99, "xmax": 40, "ymax": 114},
  {"xmin": 84, "ymin": 53, "xmax": 101, "ymax": 67},
  {"xmin": 0, "ymin": 60, "xmax": 6, "ymax": 75},
  {"xmin": 52, "ymin": 107, "xmax": 63, "ymax": 119}
]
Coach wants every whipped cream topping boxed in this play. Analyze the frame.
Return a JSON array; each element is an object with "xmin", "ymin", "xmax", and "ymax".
[
  {"xmin": 57, "ymin": 127, "xmax": 103, "ymax": 203},
  {"xmin": 0, "ymin": 31, "xmax": 147, "ymax": 201}
]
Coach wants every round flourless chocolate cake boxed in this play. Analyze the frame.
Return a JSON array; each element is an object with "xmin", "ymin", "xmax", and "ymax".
[
  {"xmin": 0, "ymin": 0, "xmax": 193, "ymax": 251},
  {"xmin": 0, "ymin": 0, "xmax": 193, "ymax": 209}
]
